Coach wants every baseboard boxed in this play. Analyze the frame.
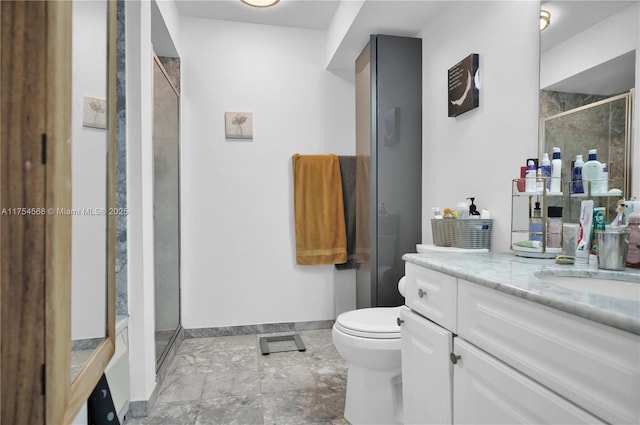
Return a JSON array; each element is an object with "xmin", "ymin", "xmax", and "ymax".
[{"xmin": 183, "ymin": 319, "xmax": 334, "ymax": 339}]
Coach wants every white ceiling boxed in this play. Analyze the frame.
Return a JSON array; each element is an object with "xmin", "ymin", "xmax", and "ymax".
[
  {"xmin": 175, "ymin": 0, "xmax": 341, "ymax": 30},
  {"xmin": 171, "ymin": 0, "xmax": 637, "ymax": 94}
]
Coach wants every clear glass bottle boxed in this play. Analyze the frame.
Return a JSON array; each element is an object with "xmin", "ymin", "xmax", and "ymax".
[
  {"xmin": 529, "ymin": 202, "xmax": 543, "ymax": 242},
  {"xmin": 546, "ymin": 206, "xmax": 563, "ymax": 251},
  {"xmin": 625, "ymin": 213, "xmax": 640, "ymax": 269}
]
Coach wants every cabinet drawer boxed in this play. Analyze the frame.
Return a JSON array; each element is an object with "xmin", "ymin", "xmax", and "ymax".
[
  {"xmin": 453, "ymin": 338, "xmax": 603, "ymax": 424},
  {"xmin": 404, "ymin": 262, "xmax": 457, "ymax": 332},
  {"xmin": 458, "ymin": 280, "xmax": 640, "ymax": 425}
]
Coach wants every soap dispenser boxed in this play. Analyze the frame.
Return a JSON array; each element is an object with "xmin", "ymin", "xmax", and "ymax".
[{"xmin": 467, "ymin": 197, "xmax": 481, "ymax": 219}]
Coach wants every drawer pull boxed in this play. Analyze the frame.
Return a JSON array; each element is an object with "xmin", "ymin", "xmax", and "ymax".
[
  {"xmin": 449, "ymin": 352, "xmax": 461, "ymax": 364},
  {"xmin": 418, "ymin": 288, "xmax": 427, "ymax": 298},
  {"xmin": 397, "ymin": 317, "xmax": 404, "ymax": 326}
]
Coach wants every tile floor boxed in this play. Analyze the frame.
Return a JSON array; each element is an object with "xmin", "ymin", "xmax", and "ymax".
[{"xmin": 125, "ymin": 329, "xmax": 350, "ymax": 425}]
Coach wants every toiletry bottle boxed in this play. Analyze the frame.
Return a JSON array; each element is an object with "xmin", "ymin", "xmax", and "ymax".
[
  {"xmin": 610, "ymin": 199, "xmax": 626, "ymax": 226},
  {"xmin": 467, "ymin": 197, "xmax": 481, "ymax": 218},
  {"xmin": 625, "ymin": 212, "xmax": 640, "ymax": 269},
  {"xmin": 546, "ymin": 206, "xmax": 563, "ymax": 251},
  {"xmin": 582, "ymin": 149, "xmax": 603, "ymax": 195},
  {"xmin": 571, "ymin": 154, "xmax": 584, "ymax": 194},
  {"xmin": 600, "ymin": 163, "xmax": 608, "ymax": 193},
  {"xmin": 525, "ymin": 160, "xmax": 536, "ymax": 192},
  {"xmin": 457, "ymin": 201, "xmax": 469, "ymax": 219},
  {"xmin": 540, "ymin": 152, "xmax": 552, "ymax": 190},
  {"xmin": 550, "ymin": 147, "xmax": 562, "ymax": 193},
  {"xmin": 529, "ymin": 202, "xmax": 543, "ymax": 242},
  {"xmin": 536, "ymin": 168, "xmax": 543, "ymax": 192}
]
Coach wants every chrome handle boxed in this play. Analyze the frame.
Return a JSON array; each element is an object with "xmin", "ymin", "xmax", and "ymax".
[
  {"xmin": 418, "ymin": 288, "xmax": 426, "ymax": 298},
  {"xmin": 397, "ymin": 317, "xmax": 404, "ymax": 326},
  {"xmin": 450, "ymin": 352, "xmax": 461, "ymax": 364}
]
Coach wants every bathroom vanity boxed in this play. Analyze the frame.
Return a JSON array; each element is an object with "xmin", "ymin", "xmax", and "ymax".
[{"xmin": 400, "ymin": 251, "xmax": 640, "ymax": 425}]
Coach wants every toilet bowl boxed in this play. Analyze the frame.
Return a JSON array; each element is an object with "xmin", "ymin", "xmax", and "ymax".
[{"xmin": 332, "ymin": 306, "xmax": 403, "ymax": 425}]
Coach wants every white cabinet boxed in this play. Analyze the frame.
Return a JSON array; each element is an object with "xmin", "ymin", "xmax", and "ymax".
[
  {"xmin": 458, "ymin": 279, "xmax": 639, "ymax": 425},
  {"xmin": 401, "ymin": 262, "xmax": 639, "ymax": 425},
  {"xmin": 400, "ymin": 306, "xmax": 453, "ymax": 425},
  {"xmin": 452, "ymin": 338, "xmax": 603, "ymax": 424}
]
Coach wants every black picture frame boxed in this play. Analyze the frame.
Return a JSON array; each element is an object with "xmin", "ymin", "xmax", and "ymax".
[{"xmin": 448, "ymin": 53, "xmax": 480, "ymax": 117}]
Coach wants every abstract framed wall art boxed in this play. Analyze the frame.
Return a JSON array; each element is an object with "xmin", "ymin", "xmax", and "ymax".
[{"xmin": 448, "ymin": 54, "xmax": 480, "ymax": 117}]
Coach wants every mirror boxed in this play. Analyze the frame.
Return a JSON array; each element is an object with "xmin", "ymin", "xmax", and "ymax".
[
  {"xmin": 539, "ymin": 1, "xmax": 636, "ymax": 214},
  {"xmin": 54, "ymin": 0, "xmax": 117, "ymax": 423},
  {"xmin": 70, "ymin": 0, "xmax": 109, "ymax": 380}
]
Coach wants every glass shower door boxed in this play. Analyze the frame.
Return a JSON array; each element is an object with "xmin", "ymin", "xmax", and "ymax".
[{"xmin": 153, "ymin": 55, "xmax": 181, "ymax": 367}]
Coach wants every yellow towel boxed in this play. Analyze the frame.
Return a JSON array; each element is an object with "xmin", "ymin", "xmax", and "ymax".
[{"xmin": 292, "ymin": 154, "xmax": 347, "ymax": 265}]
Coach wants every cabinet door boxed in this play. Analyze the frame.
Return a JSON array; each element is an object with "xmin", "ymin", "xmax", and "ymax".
[
  {"xmin": 400, "ymin": 307, "xmax": 453, "ymax": 425},
  {"xmin": 452, "ymin": 339, "xmax": 604, "ymax": 425}
]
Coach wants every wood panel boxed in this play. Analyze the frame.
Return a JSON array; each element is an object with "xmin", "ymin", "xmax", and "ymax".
[
  {"xmin": 1, "ymin": 1, "xmax": 47, "ymax": 424},
  {"xmin": 44, "ymin": 1, "xmax": 72, "ymax": 424}
]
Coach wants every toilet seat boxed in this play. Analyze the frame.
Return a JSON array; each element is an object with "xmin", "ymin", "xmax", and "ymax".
[{"xmin": 335, "ymin": 307, "xmax": 402, "ymax": 339}]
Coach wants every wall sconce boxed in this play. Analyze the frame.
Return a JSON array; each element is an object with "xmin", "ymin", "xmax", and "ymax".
[
  {"xmin": 540, "ymin": 9, "xmax": 551, "ymax": 31},
  {"xmin": 241, "ymin": 0, "xmax": 280, "ymax": 7}
]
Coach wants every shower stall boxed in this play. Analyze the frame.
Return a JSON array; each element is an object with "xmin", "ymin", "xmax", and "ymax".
[{"xmin": 153, "ymin": 54, "xmax": 181, "ymax": 370}]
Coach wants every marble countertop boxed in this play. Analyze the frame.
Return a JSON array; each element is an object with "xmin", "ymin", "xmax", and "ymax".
[{"xmin": 402, "ymin": 251, "xmax": 640, "ymax": 335}]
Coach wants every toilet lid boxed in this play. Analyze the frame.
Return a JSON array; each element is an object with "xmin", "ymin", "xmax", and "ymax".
[{"xmin": 335, "ymin": 307, "xmax": 402, "ymax": 339}]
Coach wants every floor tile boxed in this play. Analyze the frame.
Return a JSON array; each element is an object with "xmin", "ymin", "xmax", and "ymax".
[
  {"xmin": 126, "ymin": 400, "xmax": 199, "ymax": 425},
  {"xmin": 126, "ymin": 328, "xmax": 348, "ymax": 425},
  {"xmin": 196, "ymin": 395, "xmax": 263, "ymax": 425}
]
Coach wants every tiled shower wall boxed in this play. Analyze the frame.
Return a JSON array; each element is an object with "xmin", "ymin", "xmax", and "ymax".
[{"xmin": 116, "ymin": 0, "xmax": 127, "ymax": 316}]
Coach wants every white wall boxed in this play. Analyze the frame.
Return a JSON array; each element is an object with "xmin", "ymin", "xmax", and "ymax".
[
  {"xmin": 420, "ymin": 1, "xmax": 541, "ymax": 252},
  {"xmin": 126, "ymin": 0, "xmax": 157, "ymax": 403},
  {"xmin": 179, "ymin": 18, "xmax": 356, "ymax": 329},
  {"xmin": 541, "ymin": 2, "xmax": 640, "ymax": 198}
]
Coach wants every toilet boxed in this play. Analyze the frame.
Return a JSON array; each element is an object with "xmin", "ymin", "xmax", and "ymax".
[{"xmin": 332, "ymin": 278, "xmax": 406, "ymax": 425}]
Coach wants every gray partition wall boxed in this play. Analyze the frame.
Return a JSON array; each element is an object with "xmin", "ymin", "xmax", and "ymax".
[{"xmin": 355, "ymin": 35, "xmax": 422, "ymax": 308}]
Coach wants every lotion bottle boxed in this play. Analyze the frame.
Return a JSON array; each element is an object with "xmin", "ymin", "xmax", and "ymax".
[
  {"xmin": 582, "ymin": 149, "xmax": 603, "ymax": 194},
  {"xmin": 550, "ymin": 147, "xmax": 562, "ymax": 193}
]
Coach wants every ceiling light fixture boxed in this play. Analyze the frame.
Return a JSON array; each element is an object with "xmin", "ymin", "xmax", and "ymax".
[
  {"xmin": 540, "ymin": 9, "xmax": 551, "ymax": 31},
  {"xmin": 241, "ymin": 0, "xmax": 280, "ymax": 8}
]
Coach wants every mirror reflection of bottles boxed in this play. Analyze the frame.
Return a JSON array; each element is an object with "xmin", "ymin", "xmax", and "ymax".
[
  {"xmin": 550, "ymin": 147, "xmax": 562, "ymax": 194},
  {"xmin": 571, "ymin": 154, "xmax": 584, "ymax": 194},
  {"xmin": 582, "ymin": 149, "xmax": 603, "ymax": 194}
]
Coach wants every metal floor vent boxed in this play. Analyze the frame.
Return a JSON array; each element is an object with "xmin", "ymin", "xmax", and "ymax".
[{"xmin": 259, "ymin": 334, "xmax": 306, "ymax": 355}]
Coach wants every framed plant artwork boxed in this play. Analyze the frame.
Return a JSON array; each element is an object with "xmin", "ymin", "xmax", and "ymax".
[
  {"xmin": 225, "ymin": 112, "xmax": 253, "ymax": 139},
  {"xmin": 82, "ymin": 96, "xmax": 107, "ymax": 129}
]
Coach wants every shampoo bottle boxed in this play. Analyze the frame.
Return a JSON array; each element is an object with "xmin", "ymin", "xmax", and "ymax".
[
  {"xmin": 540, "ymin": 153, "xmax": 552, "ymax": 190},
  {"xmin": 571, "ymin": 154, "xmax": 584, "ymax": 194},
  {"xmin": 550, "ymin": 147, "xmax": 562, "ymax": 193},
  {"xmin": 582, "ymin": 149, "xmax": 603, "ymax": 194}
]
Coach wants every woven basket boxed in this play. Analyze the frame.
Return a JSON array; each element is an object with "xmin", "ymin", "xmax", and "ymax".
[{"xmin": 431, "ymin": 219, "xmax": 492, "ymax": 249}]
